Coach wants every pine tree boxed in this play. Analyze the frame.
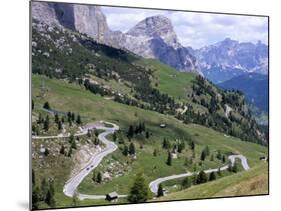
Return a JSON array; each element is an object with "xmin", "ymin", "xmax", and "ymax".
[
  {"xmin": 182, "ymin": 177, "xmax": 191, "ymax": 189},
  {"xmin": 54, "ymin": 113, "xmax": 59, "ymax": 124},
  {"xmin": 145, "ymin": 131, "xmax": 150, "ymax": 139},
  {"xmin": 58, "ymin": 120, "xmax": 62, "ymax": 130},
  {"xmin": 93, "ymin": 138, "xmax": 100, "ymax": 145},
  {"xmin": 162, "ymin": 138, "xmax": 171, "ymax": 149},
  {"xmin": 166, "ymin": 152, "xmax": 172, "ymax": 166},
  {"xmin": 96, "ymin": 172, "xmax": 102, "ymax": 183},
  {"xmin": 196, "ymin": 170, "xmax": 208, "ymax": 184},
  {"xmin": 123, "ymin": 145, "xmax": 129, "ymax": 156},
  {"xmin": 43, "ymin": 101, "xmax": 51, "ymax": 110},
  {"xmin": 127, "ymin": 125, "xmax": 134, "ymax": 139},
  {"xmin": 157, "ymin": 184, "xmax": 164, "ymax": 197},
  {"xmin": 45, "ymin": 189, "xmax": 55, "ymax": 207},
  {"xmin": 71, "ymin": 112, "xmax": 75, "ymax": 122},
  {"xmin": 68, "ymin": 119, "xmax": 72, "ymax": 127},
  {"xmin": 209, "ymin": 172, "xmax": 217, "ymax": 181},
  {"xmin": 177, "ymin": 142, "xmax": 185, "ymax": 153},
  {"xmin": 190, "ymin": 141, "xmax": 195, "ymax": 151},
  {"xmin": 43, "ymin": 115, "xmax": 49, "ymax": 131},
  {"xmin": 76, "ymin": 114, "xmax": 82, "ymax": 124},
  {"xmin": 222, "ymin": 155, "xmax": 226, "ymax": 163},
  {"xmin": 32, "ymin": 186, "xmax": 40, "ymax": 210},
  {"xmin": 38, "ymin": 113, "xmax": 43, "ymax": 124},
  {"xmin": 67, "ymin": 111, "xmax": 71, "ymax": 119},
  {"xmin": 94, "ymin": 130, "xmax": 99, "ymax": 137},
  {"xmin": 87, "ymin": 129, "xmax": 92, "ymax": 138},
  {"xmin": 32, "ymin": 169, "xmax": 35, "ymax": 186},
  {"xmin": 129, "ymin": 142, "xmax": 136, "ymax": 155},
  {"xmin": 60, "ymin": 145, "xmax": 65, "ymax": 155},
  {"xmin": 200, "ymin": 149, "xmax": 206, "ymax": 161},
  {"xmin": 128, "ymin": 173, "xmax": 150, "ymax": 203},
  {"xmin": 153, "ymin": 149, "xmax": 158, "ymax": 157},
  {"xmin": 44, "ymin": 148, "xmax": 49, "ymax": 156}
]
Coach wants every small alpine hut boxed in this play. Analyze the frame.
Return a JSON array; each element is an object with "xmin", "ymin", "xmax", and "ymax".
[
  {"xmin": 106, "ymin": 192, "xmax": 118, "ymax": 201},
  {"xmin": 160, "ymin": 123, "xmax": 166, "ymax": 128}
]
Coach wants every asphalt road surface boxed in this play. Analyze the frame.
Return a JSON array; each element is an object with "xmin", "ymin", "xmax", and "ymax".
[
  {"xmin": 149, "ymin": 154, "xmax": 250, "ymax": 194},
  {"xmin": 63, "ymin": 121, "xmax": 123, "ymax": 200},
  {"xmin": 33, "ymin": 120, "xmax": 250, "ymax": 199}
]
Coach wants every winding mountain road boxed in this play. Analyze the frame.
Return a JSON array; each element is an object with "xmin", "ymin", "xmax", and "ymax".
[
  {"xmin": 149, "ymin": 154, "xmax": 250, "ymax": 194},
  {"xmin": 33, "ymin": 121, "xmax": 250, "ymax": 199},
  {"xmin": 62, "ymin": 122, "xmax": 128, "ymax": 200}
]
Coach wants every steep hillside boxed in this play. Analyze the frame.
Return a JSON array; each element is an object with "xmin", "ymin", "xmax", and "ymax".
[
  {"xmin": 219, "ymin": 73, "xmax": 268, "ymax": 112},
  {"xmin": 153, "ymin": 162, "xmax": 268, "ymax": 201},
  {"xmin": 32, "ymin": 19, "xmax": 267, "ymax": 145},
  {"xmin": 31, "ymin": 74, "xmax": 268, "ymax": 208}
]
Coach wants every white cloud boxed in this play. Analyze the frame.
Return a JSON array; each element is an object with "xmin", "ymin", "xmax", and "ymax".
[{"xmin": 102, "ymin": 6, "xmax": 268, "ymax": 49}]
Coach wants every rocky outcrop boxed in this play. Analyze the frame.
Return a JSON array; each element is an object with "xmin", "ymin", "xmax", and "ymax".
[
  {"xmin": 31, "ymin": 2, "xmax": 111, "ymax": 44},
  {"xmin": 31, "ymin": 2, "xmax": 201, "ymax": 74},
  {"xmin": 73, "ymin": 5, "xmax": 111, "ymax": 43},
  {"xmin": 31, "ymin": 2, "xmax": 60, "ymax": 27}
]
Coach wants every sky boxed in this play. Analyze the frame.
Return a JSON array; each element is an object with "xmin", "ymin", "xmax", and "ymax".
[{"xmin": 101, "ymin": 6, "xmax": 268, "ymax": 49}]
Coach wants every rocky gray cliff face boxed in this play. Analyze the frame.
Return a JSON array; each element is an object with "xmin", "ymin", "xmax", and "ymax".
[
  {"xmin": 73, "ymin": 5, "xmax": 111, "ymax": 43},
  {"xmin": 31, "ymin": 2, "xmax": 111, "ymax": 44},
  {"xmin": 119, "ymin": 15, "xmax": 200, "ymax": 74},
  {"xmin": 32, "ymin": 2, "xmax": 60, "ymax": 27},
  {"xmin": 126, "ymin": 15, "xmax": 181, "ymax": 50},
  {"xmin": 31, "ymin": 2, "xmax": 201, "ymax": 74}
]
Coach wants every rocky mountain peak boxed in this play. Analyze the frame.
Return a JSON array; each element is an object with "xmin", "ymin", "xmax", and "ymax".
[
  {"xmin": 127, "ymin": 15, "xmax": 180, "ymax": 49},
  {"xmin": 31, "ymin": 2, "xmax": 200, "ymax": 74}
]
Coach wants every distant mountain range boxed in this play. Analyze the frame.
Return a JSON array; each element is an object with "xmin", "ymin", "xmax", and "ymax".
[
  {"xmin": 218, "ymin": 73, "xmax": 268, "ymax": 112},
  {"xmin": 195, "ymin": 38, "xmax": 268, "ymax": 83},
  {"xmin": 32, "ymin": 2, "xmax": 268, "ymax": 86}
]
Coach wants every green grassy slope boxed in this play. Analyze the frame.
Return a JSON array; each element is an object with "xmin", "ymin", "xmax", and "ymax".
[
  {"xmin": 138, "ymin": 59, "xmax": 195, "ymax": 101},
  {"xmin": 31, "ymin": 19, "xmax": 268, "ymax": 209},
  {"xmin": 32, "ymin": 20, "xmax": 267, "ymax": 146},
  {"xmin": 153, "ymin": 162, "xmax": 268, "ymax": 201},
  {"xmin": 137, "ymin": 59, "xmax": 209, "ymax": 113},
  {"xmin": 32, "ymin": 74, "xmax": 268, "ymax": 207}
]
